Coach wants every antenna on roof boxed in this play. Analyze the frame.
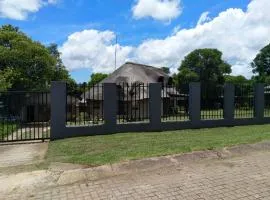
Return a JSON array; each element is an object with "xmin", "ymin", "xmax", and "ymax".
[{"xmin": 114, "ymin": 34, "xmax": 118, "ymax": 70}]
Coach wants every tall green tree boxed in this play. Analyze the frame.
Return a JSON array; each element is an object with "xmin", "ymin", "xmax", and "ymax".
[
  {"xmin": 88, "ymin": 73, "xmax": 108, "ymax": 86},
  {"xmin": 175, "ymin": 49, "xmax": 231, "ymax": 85},
  {"xmin": 0, "ymin": 24, "xmax": 57, "ymax": 90},
  {"xmin": 0, "ymin": 24, "xmax": 75, "ymax": 91},
  {"xmin": 251, "ymin": 43, "xmax": 270, "ymax": 83}
]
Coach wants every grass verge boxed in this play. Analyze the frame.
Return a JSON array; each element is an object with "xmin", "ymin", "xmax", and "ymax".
[{"xmin": 46, "ymin": 124, "xmax": 270, "ymax": 166}]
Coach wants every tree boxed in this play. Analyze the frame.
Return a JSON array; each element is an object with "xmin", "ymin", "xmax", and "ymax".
[
  {"xmin": 224, "ymin": 75, "xmax": 251, "ymax": 85},
  {"xmin": 88, "ymin": 73, "xmax": 108, "ymax": 86},
  {"xmin": 0, "ymin": 24, "xmax": 75, "ymax": 91},
  {"xmin": 0, "ymin": 68, "xmax": 19, "ymax": 91},
  {"xmin": 176, "ymin": 49, "xmax": 231, "ymax": 85},
  {"xmin": 161, "ymin": 67, "xmax": 170, "ymax": 74},
  {"xmin": 251, "ymin": 43, "xmax": 270, "ymax": 82},
  {"xmin": 46, "ymin": 43, "xmax": 77, "ymax": 92},
  {"xmin": 0, "ymin": 24, "xmax": 56, "ymax": 90}
]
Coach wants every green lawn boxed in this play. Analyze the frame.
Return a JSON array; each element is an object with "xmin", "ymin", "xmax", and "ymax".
[{"xmin": 46, "ymin": 124, "xmax": 270, "ymax": 166}]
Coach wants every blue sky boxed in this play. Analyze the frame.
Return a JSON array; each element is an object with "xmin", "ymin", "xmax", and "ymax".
[{"xmin": 1, "ymin": 0, "xmax": 269, "ymax": 83}]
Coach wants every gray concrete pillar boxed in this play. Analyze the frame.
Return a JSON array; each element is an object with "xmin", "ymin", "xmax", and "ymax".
[
  {"xmin": 103, "ymin": 83, "xmax": 117, "ymax": 130},
  {"xmin": 224, "ymin": 83, "xmax": 235, "ymax": 121},
  {"xmin": 149, "ymin": 83, "xmax": 162, "ymax": 131},
  {"xmin": 254, "ymin": 83, "xmax": 264, "ymax": 119},
  {"xmin": 189, "ymin": 82, "xmax": 201, "ymax": 123},
  {"xmin": 50, "ymin": 81, "xmax": 67, "ymax": 140}
]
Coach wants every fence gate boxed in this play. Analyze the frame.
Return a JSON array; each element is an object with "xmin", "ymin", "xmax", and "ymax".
[{"xmin": 0, "ymin": 91, "xmax": 51, "ymax": 143}]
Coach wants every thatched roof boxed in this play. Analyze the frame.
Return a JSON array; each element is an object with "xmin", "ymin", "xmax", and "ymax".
[
  {"xmin": 82, "ymin": 62, "xmax": 181, "ymax": 101},
  {"xmin": 101, "ymin": 62, "xmax": 170, "ymax": 84}
]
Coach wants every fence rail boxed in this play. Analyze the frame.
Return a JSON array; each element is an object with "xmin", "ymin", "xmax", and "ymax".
[
  {"xmin": 265, "ymin": 85, "xmax": 270, "ymax": 117},
  {"xmin": 5, "ymin": 82, "xmax": 270, "ymax": 142},
  {"xmin": 201, "ymin": 84, "xmax": 224, "ymax": 120},
  {"xmin": 0, "ymin": 91, "xmax": 50, "ymax": 142},
  {"xmin": 66, "ymin": 84, "xmax": 104, "ymax": 126},
  {"xmin": 234, "ymin": 84, "xmax": 254, "ymax": 118},
  {"xmin": 49, "ymin": 82, "xmax": 270, "ymax": 140},
  {"xmin": 117, "ymin": 83, "xmax": 150, "ymax": 124},
  {"xmin": 162, "ymin": 84, "xmax": 189, "ymax": 122}
]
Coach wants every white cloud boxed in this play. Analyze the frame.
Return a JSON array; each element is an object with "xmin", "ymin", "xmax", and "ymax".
[
  {"xmin": 197, "ymin": 11, "xmax": 211, "ymax": 26},
  {"xmin": 0, "ymin": 0, "xmax": 57, "ymax": 20},
  {"xmin": 133, "ymin": 0, "xmax": 270, "ymax": 77},
  {"xmin": 132, "ymin": 0, "xmax": 182, "ymax": 22},
  {"xmin": 61, "ymin": 0, "xmax": 270, "ymax": 78},
  {"xmin": 59, "ymin": 30, "xmax": 133, "ymax": 73},
  {"xmin": 171, "ymin": 25, "xmax": 181, "ymax": 35}
]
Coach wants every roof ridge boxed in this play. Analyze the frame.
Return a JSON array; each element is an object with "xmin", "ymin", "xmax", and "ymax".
[
  {"xmin": 125, "ymin": 62, "xmax": 158, "ymax": 69},
  {"xmin": 125, "ymin": 62, "xmax": 167, "ymax": 74}
]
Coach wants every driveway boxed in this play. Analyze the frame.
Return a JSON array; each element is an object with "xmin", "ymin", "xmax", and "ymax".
[
  {"xmin": 1, "ymin": 142, "xmax": 270, "ymax": 200},
  {"xmin": 0, "ymin": 142, "xmax": 48, "ymax": 168}
]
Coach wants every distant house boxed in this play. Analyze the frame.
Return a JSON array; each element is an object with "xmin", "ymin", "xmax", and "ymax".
[
  {"xmin": 0, "ymin": 92, "xmax": 78, "ymax": 123},
  {"xmin": 82, "ymin": 62, "xmax": 188, "ymax": 121}
]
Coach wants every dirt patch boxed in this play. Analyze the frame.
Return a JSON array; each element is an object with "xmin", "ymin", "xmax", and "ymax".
[{"xmin": 0, "ymin": 142, "xmax": 48, "ymax": 168}]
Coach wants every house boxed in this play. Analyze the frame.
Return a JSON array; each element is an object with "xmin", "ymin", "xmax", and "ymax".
[
  {"xmin": 82, "ymin": 62, "xmax": 188, "ymax": 121},
  {"xmin": 0, "ymin": 92, "xmax": 79, "ymax": 123}
]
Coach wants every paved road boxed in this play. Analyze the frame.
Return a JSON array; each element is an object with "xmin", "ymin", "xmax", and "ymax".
[{"xmin": 3, "ymin": 148, "xmax": 270, "ymax": 200}]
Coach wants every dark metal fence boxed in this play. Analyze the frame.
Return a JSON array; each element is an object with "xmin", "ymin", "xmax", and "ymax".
[
  {"xmin": 51, "ymin": 82, "xmax": 270, "ymax": 140},
  {"xmin": 117, "ymin": 83, "xmax": 149, "ymax": 124},
  {"xmin": 264, "ymin": 85, "xmax": 270, "ymax": 117},
  {"xmin": 201, "ymin": 84, "xmax": 224, "ymax": 120},
  {"xmin": 66, "ymin": 84, "xmax": 104, "ymax": 126},
  {"xmin": 162, "ymin": 84, "xmax": 189, "ymax": 121},
  {"xmin": 0, "ymin": 91, "xmax": 50, "ymax": 142},
  {"xmin": 234, "ymin": 84, "xmax": 254, "ymax": 118}
]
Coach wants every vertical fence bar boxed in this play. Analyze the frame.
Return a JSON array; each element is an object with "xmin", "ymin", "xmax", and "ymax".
[
  {"xmin": 46, "ymin": 92, "xmax": 49, "ymax": 139},
  {"xmin": 92, "ymin": 85, "xmax": 94, "ymax": 125},
  {"xmin": 139, "ymin": 84, "xmax": 141, "ymax": 121},
  {"xmin": 149, "ymin": 83, "xmax": 161, "ymax": 131},
  {"xmin": 254, "ymin": 83, "xmax": 264, "ymax": 120},
  {"xmin": 37, "ymin": 92, "xmax": 40, "ymax": 139},
  {"xmin": 41, "ymin": 92, "xmax": 44, "ymax": 139},
  {"xmin": 142, "ymin": 84, "xmax": 144, "ymax": 121},
  {"xmin": 103, "ymin": 83, "xmax": 117, "ymax": 131},
  {"xmin": 97, "ymin": 84, "xmax": 100, "ymax": 124},
  {"xmin": 51, "ymin": 81, "xmax": 67, "ymax": 140},
  {"xmin": 20, "ymin": 92, "xmax": 23, "ymax": 140},
  {"xmin": 189, "ymin": 82, "xmax": 201, "ymax": 124},
  {"xmin": 224, "ymin": 83, "xmax": 235, "ymax": 122},
  {"xmin": 83, "ymin": 84, "xmax": 86, "ymax": 125}
]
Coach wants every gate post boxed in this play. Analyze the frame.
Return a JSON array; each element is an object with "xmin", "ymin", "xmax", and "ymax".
[
  {"xmin": 149, "ymin": 83, "xmax": 162, "ymax": 131},
  {"xmin": 103, "ymin": 83, "xmax": 117, "ymax": 132},
  {"xmin": 224, "ymin": 83, "xmax": 235, "ymax": 122},
  {"xmin": 189, "ymin": 82, "xmax": 201, "ymax": 125},
  {"xmin": 254, "ymin": 83, "xmax": 264, "ymax": 120},
  {"xmin": 51, "ymin": 81, "xmax": 67, "ymax": 140}
]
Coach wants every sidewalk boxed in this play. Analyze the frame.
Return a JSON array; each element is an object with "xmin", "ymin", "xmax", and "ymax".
[{"xmin": 2, "ymin": 142, "xmax": 270, "ymax": 200}]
